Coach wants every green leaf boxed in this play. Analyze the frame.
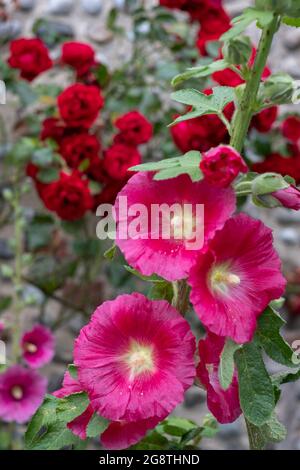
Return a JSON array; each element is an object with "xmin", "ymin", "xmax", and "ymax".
[
  {"xmin": 219, "ymin": 339, "xmax": 240, "ymax": 390},
  {"xmin": 28, "ymin": 421, "xmax": 80, "ymax": 450},
  {"xmin": 25, "ymin": 395, "xmax": 58, "ymax": 449},
  {"xmin": 160, "ymin": 417, "xmax": 197, "ymax": 437},
  {"xmin": 0, "ymin": 295, "xmax": 12, "ymax": 312},
  {"xmin": 124, "ymin": 265, "xmax": 164, "ymax": 283},
  {"xmin": 68, "ymin": 364, "xmax": 78, "ymax": 381},
  {"xmin": 235, "ymin": 341, "xmax": 275, "ymax": 425},
  {"xmin": 104, "ymin": 244, "xmax": 117, "ymax": 260},
  {"xmin": 131, "ymin": 430, "xmax": 169, "ymax": 450},
  {"xmin": 170, "ymin": 86, "xmax": 235, "ymax": 125},
  {"xmin": 246, "ymin": 413, "xmax": 286, "ymax": 449},
  {"xmin": 283, "ymin": 16, "xmax": 300, "ymax": 27},
  {"xmin": 32, "ymin": 147, "xmax": 55, "ymax": 167},
  {"xmin": 148, "ymin": 281, "xmax": 173, "ymax": 302},
  {"xmin": 130, "ymin": 151, "xmax": 203, "ymax": 182},
  {"xmin": 221, "ymin": 8, "xmax": 274, "ymax": 42},
  {"xmin": 272, "ymin": 369, "xmax": 300, "ymax": 387},
  {"xmin": 255, "ymin": 307, "xmax": 298, "ymax": 368},
  {"xmin": 86, "ymin": 413, "xmax": 110, "ymax": 438},
  {"xmin": 171, "ymin": 59, "xmax": 228, "ymax": 86},
  {"xmin": 56, "ymin": 392, "xmax": 89, "ymax": 423},
  {"xmin": 37, "ymin": 167, "xmax": 60, "ymax": 184},
  {"xmin": 180, "ymin": 427, "xmax": 203, "ymax": 447}
]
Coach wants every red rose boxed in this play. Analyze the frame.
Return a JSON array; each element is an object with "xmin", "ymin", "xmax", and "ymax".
[
  {"xmin": 196, "ymin": 5, "xmax": 230, "ymax": 55},
  {"xmin": 252, "ymin": 153, "xmax": 300, "ymax": 185},
  {"xmin": 40, "ymin": 118, "xmax": 70, "ymax": 143},
  {"xmin": 59, "ymin": 133, "xmax": 101, "ymax": 169},
  {"xmin": 103, "ymin": 144, "xmax": 141, "ymax": 181},
  {"xmin": 93, "ymin": 181, "xmax": 124, "ymax": 208},
  {"xmin": 159, "ymin": 0, "xmax": 187, "ymax": 9},
  {"xmin": 61, "ymin": 42, "xmax": 95, "ymax": 77},
  {"xmin": 251, "ymin": 106, "xmax": 278, "ymax": 133},
  {"xmin": 40, "ymin": 172, "xmax": 93, "ymax": 221},
  {"xmin": 281, "ymin": 116, "xmax": 300, "ymax": 144},
  {"xmin": 113, "ymin": 111, "xmax": 153, "ymax": 146},
  {"xmin": 8, "ymin": 38, "xmax": 52, "ymax": 81},
  {"xmin": 87, "ymin": 157, "xmax": 110, "ymax": 183},
  {"xmin": 58, "ymin": 84, "xmax": 104, "ymax": 128},
  {"xmin": 200, "ymin": 145, "xmax": 248, "ymax": 188}
]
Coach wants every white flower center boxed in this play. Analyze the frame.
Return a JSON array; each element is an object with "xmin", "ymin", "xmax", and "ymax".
[
  {"xmin": 122, "ymin": 340, "xmax": 155, "ymax": 381},
  {"xmin": 11, "ymin": 385, "xmax": 24, "ymax": 400},
  {"xmin": 210, "ymin": 263, "xmax": 240, "ymax": 296},
  {"xmin": 24, "ymin": 342, "xmax": 38, "ymax": 354}
]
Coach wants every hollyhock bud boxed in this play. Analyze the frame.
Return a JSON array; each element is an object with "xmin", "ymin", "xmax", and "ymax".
[
  {"xmin": 200, "ymin": 145, "xmax": 248, "ymax": 188},
  {"xmin": 40, "ymin": 171, "xmax": 93, "ymax": 221},
  {"xmin": 271, "ymin": 186, "xmax": 300, "ymax": 210},
  {"xmin": 262, "ymin": 73, "xmax": 295, "ymax": 105},
  {"xmin": 113, "ymin": 111, "xmax": 153, "ymax": 146},
  {"xmin": 0, "ymin": 366, "xmax": 47, "ymax": 423},
  {"xmin": 58, "ymin": 84, "xmax": 104, "ymax": 128},
  {"xmin": 252, "ymin": 172, "xmax": 291, "ymax": 207},
  {"xmin": 61, "ymin": 42, "xmax": 95, "ymax": 77},
  {"xmin": 222, "ymin": 36, "xmax": 252, "ymax": 66},
  {"xmin": 8, "ymin": 38, "xmax": 52, "ymax": 81},
  {"xmin": 59, "ymin": 133, "xmax": 101, "ymax": 170},
  {"xmin": 103, "ymin": 144, "xmax": 141, "ymax": 181},
  {"xmin": 21, "ymin": 325, "xmax": 55, "ymax": 369}
]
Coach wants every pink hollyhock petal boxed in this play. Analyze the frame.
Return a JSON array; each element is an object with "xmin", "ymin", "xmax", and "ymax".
[
  {"xmin": 74, "ymin": 293, "xmax": 196, "ymax": 422},
  {"xmin": 0, "ymin": 365, "xmax": 47, "ymax": 423},
  {"xmin": 197, "ymin": 333, "xmax": 242, "ymax": 423},
  {"xmin": 115, "ymin": 172, "xmax": 236, "ymax": 281},
  {"xmin": 101, "ymin": 417, "xmax": 162, "ymax": 450},
  {"xmin": 21, "ymin": 324, "xmax": 55, "ymax": 369},
  {"xmin": 189, "ymin": 214, "xmax": 286, "ymax": 343},
  {"xmin": 271, "ymin": 185, "xmax": 300, "ymax": 210}
]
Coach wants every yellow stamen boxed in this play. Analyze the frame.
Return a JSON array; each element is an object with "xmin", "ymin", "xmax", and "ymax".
[
  {"xmin": 24, "ymin": 342, "xmax": 38, "ymax": 354},
  {"xmin": 11, "ymin": 385, "xmax": 23, "ymax": 400},
  {"xmin": 122, "ymin": 340, "xmax": 154, "ymax": 381}
]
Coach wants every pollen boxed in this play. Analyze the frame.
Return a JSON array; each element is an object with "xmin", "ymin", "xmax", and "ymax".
[
  {"xmin": 210, "ymin": 264, "xmax": 240, "ymax": 295},
  {"xmin": 11, "ymin": 385, "xmax": 24, "ymax": 400},
  {"xmin": 122, "ymin": 340, "xmax": 155, "ymax": 380}
]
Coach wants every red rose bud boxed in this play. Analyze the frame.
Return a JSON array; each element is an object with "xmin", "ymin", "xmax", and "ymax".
[
  {"xmin": 113, "ymin": 111, "xmax": 153, "ymax": 146},
  {"xmin": 200, "ymin": 145, "xmax": 248, "ymax": 188},
  {"xmin": 103, "ymin": 144, "xmax": 141, "ymax": 181},
  {"xmin": 8, "ymin": 38, "xmax": 52, "ymax": 82},
  {"xmin": 61, "ymin": 42, "xmax": 95, "ymax": 78},
  {"xmin": 58, "ymin": 84, "xmax": 104, "ymax": 128}
]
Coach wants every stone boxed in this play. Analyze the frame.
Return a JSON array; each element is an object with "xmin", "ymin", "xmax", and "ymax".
[
  {"xmin": 278, "ymin": 227, "xmax": 299, "ymax": 246},
  {"xmin": 87, "ymin": 24, "xmax": 113, "ymax": 44},
  {"xmin": 283, "ymin": 28, "xmax": 300, "ymax": 51},
  {"xmin": 81, "ymin": 0, "xmax": 102, "ymax": 15},
  {"xmin": 47, "ymin": 0, "xmax": 73, "ymax": 15},
  {"xmin": 34, "ymin": 19, "xmax": 74, "ymax": 48},
  {"xmin": 19, "ymin": 0, "xmax": 35, "ymax": 11},
  {"xmin": 0, "ymin": 239, "xmax": 13, "ymax": 260},
  {"xmin": 0, "ymin": 20, "xmax": 21, "ymax": 40}
]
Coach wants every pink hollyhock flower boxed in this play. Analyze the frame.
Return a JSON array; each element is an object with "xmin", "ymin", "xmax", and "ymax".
[
  {"xmin": 0, "ymin": 322, "xmax": 4, "ymax": 334},
  {"xmin": 21, "ymin": 324, "xmax": 55, "ymax": 369},
  {"xmin": 271, "ymin": 185, "xmax": 300, "ymax": 210},
  {"xmin": 197, "ymin": 333, "xmax": 242, "ymax": 423},
  {"xmin": 188, "ymin": 214, "xmax": 286, "ymax": 343},
  {"xmin": 54, "ymin": 371, "xmax": 162, "ymax": 449},
  {"xmin": 0, "ymin": 365, "xmax": 47, "ymax": 423},
  {"xmin": 74, "ymin": 293, "xmax": 196, "ymax": 422},
  {"xmin": 115, "ymin": 172, "xmax": 236, "ymax": 281},
  {"xmin": 200, "ymin": 145, "xmax": 248, "ymax": 188}
]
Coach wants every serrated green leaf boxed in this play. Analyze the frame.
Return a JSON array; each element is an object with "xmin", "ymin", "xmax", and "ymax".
[
  {"xmin": 29, "ymin": 421, "xmax": 80, "ymax": 450},
  {"xmin": 171, "ymin": 59, "xmax": 227, "ymax": 86},
  {"xmin": 153, "ymin": 167, "xmax": 186, "ymax": 180},
  {"xmin": 25, "ymin": 395, "xmax": 59, "ymax": 449},
  {"xmin": 221, "ymin": 8, "xmax": 274, "ymax": 42},
  {"xmin": 246, "ymin": 412, "xmax": 286, "ymax": 450},
  {"xmin": 255, "ymin": 307, "xmax": 298, "ymax": 368},
  {"xmin": 170, "ymin": 87, "xmax": 235, "ymax": 126},
  {"xmin": 124, "ymin": 265, "xmax": 164, "ymax": 283},
  {"xmin": 235, "ymin": 341, "xmax": 275, "ymax": 426},
  {"xmin": 272, "ymin": 369, "xmax": 300, "ymax": 387},
  {"xmin": 161, "ymin": 417, "xmax": 197, "ymax": 437},
  {"xmin": 219, "ymin": 339, "xmax": 240, "ymax": 390},
  {"xmin": 56, "ymin": 392, "xmax": 89, "ymax": 423},
  {"xmin": 86, "ymin": 413, "xmax": 110, "ymax": 438}
]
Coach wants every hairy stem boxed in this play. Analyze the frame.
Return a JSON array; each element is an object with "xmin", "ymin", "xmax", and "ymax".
[
  {"xmin": 230, "ymin": 14, "xmax": 280, "ymax": 153},
  {"xmin": 172, "ymin": 280, "xmax": 190, "ymax": 316}
]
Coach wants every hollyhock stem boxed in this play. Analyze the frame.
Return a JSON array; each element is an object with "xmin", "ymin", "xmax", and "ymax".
[
  {"xmin": 230, "ymin": 14, "xmax": 280, "ymax": 153},
  {"xmin": 11, "ymin": 184, "xmax": 24, "ymax": 363},
  {"xmin": 172, "ymin": 280, "xmax": 190, "ymax": 316}
]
